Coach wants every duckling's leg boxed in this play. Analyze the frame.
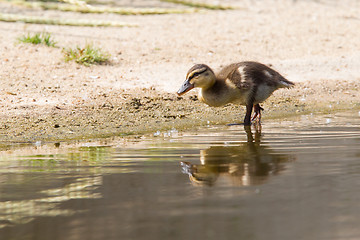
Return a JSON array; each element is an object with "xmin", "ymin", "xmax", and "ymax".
[
  {"xmin": 244, "ymin": 104, "xmax": 253, "ymax": 125},
  {"xmin": 251, "ymin": 104, "xmax": 264, "ymax": 122}
]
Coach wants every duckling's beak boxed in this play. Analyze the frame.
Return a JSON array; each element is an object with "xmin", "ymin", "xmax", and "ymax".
[{"xmin": 177, "ymin": 79, "xmax": 194, "ymax": 96}]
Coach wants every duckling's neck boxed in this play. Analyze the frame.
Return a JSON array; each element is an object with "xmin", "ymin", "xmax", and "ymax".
[{"xmin": 198, "ymin": 79, "xmax": 236, "ymax": 107}]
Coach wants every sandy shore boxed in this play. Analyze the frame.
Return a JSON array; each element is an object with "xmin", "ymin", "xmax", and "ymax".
[{"xmin": 0, "ymin": 0, "xmax": 360, "ymax": 145}]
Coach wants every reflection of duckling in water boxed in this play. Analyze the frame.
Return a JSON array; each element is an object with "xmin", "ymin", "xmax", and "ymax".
[
  {"xmin": 181, "ymin": 126, "xmax": 295, "ymax": 186},
  {"xmin": 177, "ymin": 62, "xmax": 294, "ymax": 125}
]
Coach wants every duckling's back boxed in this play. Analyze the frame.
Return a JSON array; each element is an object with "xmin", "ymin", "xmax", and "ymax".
[{"xmin": 219, "ymin": 61, "xmax": 294, "ymax": 90}]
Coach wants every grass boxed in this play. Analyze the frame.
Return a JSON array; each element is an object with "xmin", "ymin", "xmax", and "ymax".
[
  {"xmin": 63, "ymin": 44, "xmax": 110, "ymax": 66},
  {"xmin": 0, "ymin": 13, "xmax": 135, "ymax": 27},
  {"xmin": 160, "ymin": 0, "xmax": 234, "ymax": 10},
  {"xmin": 17, "ymin": 32, "xmax": 57, "ymax": 47},
  {"xmin": 3, "ymin": 0, "xmax": 201, "ymax": 15}
]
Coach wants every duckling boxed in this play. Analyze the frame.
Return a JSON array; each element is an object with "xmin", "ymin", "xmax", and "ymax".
[{"xmin": 177, "ymin": 61, "xmax": 294, "ymax": 125}]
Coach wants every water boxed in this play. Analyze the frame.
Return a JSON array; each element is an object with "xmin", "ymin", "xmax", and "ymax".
[{"xmin": 1, "ymin": 111, "xmax": 360, "ymax": 240}]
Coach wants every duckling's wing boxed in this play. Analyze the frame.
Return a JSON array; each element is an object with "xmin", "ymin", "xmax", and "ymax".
[{"xmin": 217, "ymin": 63, "xmax": 252, "ymax": 89}]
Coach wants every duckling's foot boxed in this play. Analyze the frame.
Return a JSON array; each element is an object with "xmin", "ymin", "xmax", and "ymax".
[{"xmin": 251, "ymin": 104, "xmax": 264, "ymax": 122}]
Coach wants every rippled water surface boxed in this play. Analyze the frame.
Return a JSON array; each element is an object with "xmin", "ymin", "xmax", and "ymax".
[{"xmin": 1, "ymin": 112, "xmax": 360, "ymax": 240}]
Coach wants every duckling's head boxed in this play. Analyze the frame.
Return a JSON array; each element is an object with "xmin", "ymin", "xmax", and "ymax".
[{"xmin": 177, "ymin": 64, "xmax": 215, "ymax": 96}]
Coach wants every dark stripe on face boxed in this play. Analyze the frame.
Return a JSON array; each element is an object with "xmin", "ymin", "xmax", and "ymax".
[{"xmin": 188, "ymin": 68, "xmax": 207, "ymax": 80}]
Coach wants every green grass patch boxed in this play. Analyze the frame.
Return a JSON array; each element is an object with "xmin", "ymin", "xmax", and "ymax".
[
  {"xmin": 63, "ymin": 44, "xmax": 110, "ymax": 66},
  {"xmin": 17, "ymin": 32, "xmax": 57, "ymax": 47}
]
